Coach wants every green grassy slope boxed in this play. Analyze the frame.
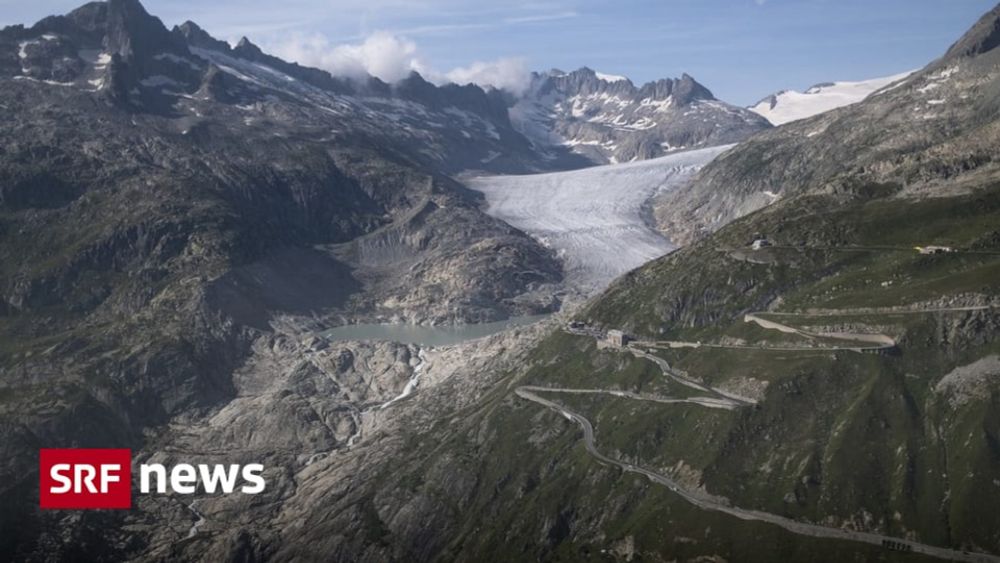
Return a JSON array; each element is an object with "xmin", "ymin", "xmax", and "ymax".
[{"xmin": 365, "ymin": 182, "xmax": 1000, "ymax": 561}]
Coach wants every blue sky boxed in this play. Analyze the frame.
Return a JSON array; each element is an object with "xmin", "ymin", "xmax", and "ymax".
[{"xmin": 3, "ymin": 0, "xmax": 996, "ymax": 104}]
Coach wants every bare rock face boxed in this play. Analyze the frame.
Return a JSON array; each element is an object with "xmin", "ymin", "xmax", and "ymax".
[
  {"xmin": 943, "ymin": 4, "xmax": 1000, "ymax": 59},
  {"xmin": 935, "ymin": 355, "xmax": 1000, "ymax": 407},
  {"xmin": 121, "ymin": 316, "xmax": 559, "ymax": 563},
  {"xmin": 6, "ymin": 0, "xmax": 1000, "ymax": 561},
  {"xmin": 510, "ymin": 67, "xmax": 771, "ymax": 165},
  {"xmin": 0, "ymin": 0, "xmax": 562, "ymax": 557}
]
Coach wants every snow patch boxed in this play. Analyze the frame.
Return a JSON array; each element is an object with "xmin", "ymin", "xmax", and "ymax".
[
  {"xmin": 917, "ymin": 65, "xmax": 960, "ymax": 95},
  {"xmin": 639, "ymin": 96, "xmax": 675, "ymax": 113},
  {"xmin": 595, "ymin": 71, "xmax": 628, "ymax": 83},
  {"xmin": 929, "ymin": 66, "xmax": 960, "ymax": 81},
  {"xmin": 562, "ymin": 138, "xmax": 602, "ymax": 147},
  {"xmin": 917, "ymin": 83, "xmax": 940, "ymax": 94},
  {"xmin": 12, "ymin": 76, "xmax": 73, "ymax": 87},
  {"xmin": 17, "ymin": 41, "xmax": 34, "ymax": 60}
]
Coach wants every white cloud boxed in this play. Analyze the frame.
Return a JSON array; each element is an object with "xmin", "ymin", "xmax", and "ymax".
[
  {"xmin": 502, "ymin": 11, "xmax": 578, "ymax": 24},
  {"xmin": 446, "ymin": 57, "xmax": 530, "ymax": 94},
  {"xmin": 270, "ymin": 31, "xmax": 426, "ymax": 83},
  {"xmin": 267, "ymin": 31, "xmax": 530, "ymax": 93}
]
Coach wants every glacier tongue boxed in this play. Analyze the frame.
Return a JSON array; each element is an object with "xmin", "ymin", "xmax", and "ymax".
[{"xmin": 467, "ymin": 145, "xmax": 731, "ymax": 294}]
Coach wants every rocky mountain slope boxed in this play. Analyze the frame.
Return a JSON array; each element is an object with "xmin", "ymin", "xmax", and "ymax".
[
  {"xmin": 5, "ymin": 1, "xmax": 1000, "ymax": 562},
  {"xmin": 355, "ymin": 6, "xmax": 1000, "ymax": 560},
  {"xmin": 3, "ymin": 1, "xmax": 545, "ymax": 175},
  {"xmin": 0, "ymin": 0, "xmax": 568, "ymax": 325},
  {"xmin": 510, "ymin": 67, "xmax": 771, "ymax": 165},
  {"xmin": 749, "ymin": 70, "xmax": 915, "ymax": 125},
  {"xmin": 0, "ymin": 0, "xmax": 564, "ymax": 556},
  {"xmin": 653, "ymin": 5, "xmax": 1000, "ymax": 245},
  {"xmin": 122, "ymin": 5, "xmax": 999, "ymax": 561}
]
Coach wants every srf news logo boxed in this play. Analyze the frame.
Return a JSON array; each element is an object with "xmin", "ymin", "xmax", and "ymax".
[
  {"xmin": 40, "ymin": 449, "xmax": 132, "ymax": 509},
  {"xmin": 39, "ymin": 449, "xmax": 265, "ymax": 510}
]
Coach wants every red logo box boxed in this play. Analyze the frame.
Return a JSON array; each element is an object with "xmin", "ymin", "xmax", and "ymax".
[{"xmin": 39, "ymin": 449, "xmax": 132, "ymax": 509}]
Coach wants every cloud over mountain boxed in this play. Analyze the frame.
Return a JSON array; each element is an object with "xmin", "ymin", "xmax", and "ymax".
[{"xmin": 267, "ymin": 31, "xmax": 529, "ymax": 92}]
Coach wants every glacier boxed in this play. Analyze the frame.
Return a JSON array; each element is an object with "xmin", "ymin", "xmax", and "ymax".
[
  {"xmin": 749, "ymin": 71, "xmax": 914, "ymax": 126},
  {"xmin": 467, "ymin": 145, "xmax": 731, "ymax": 293}
]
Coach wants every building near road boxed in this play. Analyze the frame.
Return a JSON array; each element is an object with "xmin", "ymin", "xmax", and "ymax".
[
  {"xmin": 607, "ymin": 330, "xmax": 630, "ymax": 347},
  {"xmin": 751, "ymin": 238, "xmax": 772, "ymax": 250},
  {"xmin": 881, "ymin": 539, "xmax": 913, "ymax": 552},
  {"xmin": 915, "ymin": 245, "xmax": 954, "ymax": 255}
]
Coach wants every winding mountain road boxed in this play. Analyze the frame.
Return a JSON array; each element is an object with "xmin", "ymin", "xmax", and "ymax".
[
  {"xmin": 518, "ymin": 307, "xmax": 1000, "ymax": 561},
  {"xmin": 516, "ymin": 386, "xmax": 998, "ymax": 562},
  {"xmin": 639, "ymin": 312, "xmax": 898, "ymax": 354}
]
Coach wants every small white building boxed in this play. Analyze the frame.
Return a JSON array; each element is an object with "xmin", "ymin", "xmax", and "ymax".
[
  {"xmin": 751, "ymin": 238, "xmax": 772, "ymax": 250},
  {"xmin": 916, "ymin": 245, "xmax": 954, "ymax": 255}
]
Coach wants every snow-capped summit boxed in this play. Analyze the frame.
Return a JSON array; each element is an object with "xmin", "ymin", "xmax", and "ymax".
[
  {"xmin": 749, "ymin": 71, "xmax": 915, "ymax": 125},
  {"xmin": 510, "ymin": 67, "xmax": 770, "ymax": 165}
]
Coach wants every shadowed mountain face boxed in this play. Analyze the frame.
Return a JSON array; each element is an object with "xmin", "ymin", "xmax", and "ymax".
[
  {"xmin": 89, "ymin": 4, "xmax": 995, "ymax": 561},
  {"xmin": 1, "ymin": 0, "xmax": 548, "ymax": 174},
  {"xmin": 510, "ymin": 67, "xmax": 772, "ymax": 165},
  {"xmin": 5, "ymin": 1, "xmax": 999, "ymax": 562},
  {"xmin": 0, "ymin": 0, "xmax": 570, "ymax": 319},
  {"xmin": 0, "ymin": 1, "xmax": 564, "ymax": 556}
]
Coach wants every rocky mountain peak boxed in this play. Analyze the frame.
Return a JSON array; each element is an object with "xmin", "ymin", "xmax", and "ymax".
[
  {"xmin": 676, "ymin": 72, "xmax": 715, "ymax": 103},
  {"xmin": 104, "ymin": 0, "xmax": 188, "ymax": 62},
  {"xmin": 393, "ymin": 71, "xmax": 513, "ymax": 126},
  {"xmin": 944, "ymin": 3, "xmax": 1000, "ymax": 59},
  {"xmin": 547, "ymin": 67, "xmax": 635, "ymax": 96},
  {"xmin": 805, "ymin": 81, "xmax": 836, "ymax": 93},
  {"xmin": 233, "ymin": 36, "xmax": 265, "ymax": 58},
  {"xmin": 175, "ymin": 20, "xmax": 230, "ymax": 52},
  {"xmin": 753, "ymin": 92, "xmax": 781, "ymax": 111},
  {"xmin": 751, "ymin": 89, "xmax": 793, "ymax": 110},
  {"xmin": 64, "ymin": 2, "xmax": 109, "ymax": 35},
  {"xmin": 511, "ymin": 65, "xmax": 768, "ymax": 165},
  {"xmin": 636, "ymin": 73, "xmax": 714, "ymax": 105}
]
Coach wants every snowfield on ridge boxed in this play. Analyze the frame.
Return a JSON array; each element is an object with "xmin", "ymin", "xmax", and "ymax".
[
  {"xmin": 749, "ymin": 71, "xmax": 915, "ymax": 125},
  {"xmin": 467, "ymin": 145, "xmax": 731, "ymax": 293}
]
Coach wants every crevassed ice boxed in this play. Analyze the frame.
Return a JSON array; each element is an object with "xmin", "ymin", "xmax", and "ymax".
[{"xmin": 468, "ymin": 145, "xmax": 731, "ymax": 293}]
